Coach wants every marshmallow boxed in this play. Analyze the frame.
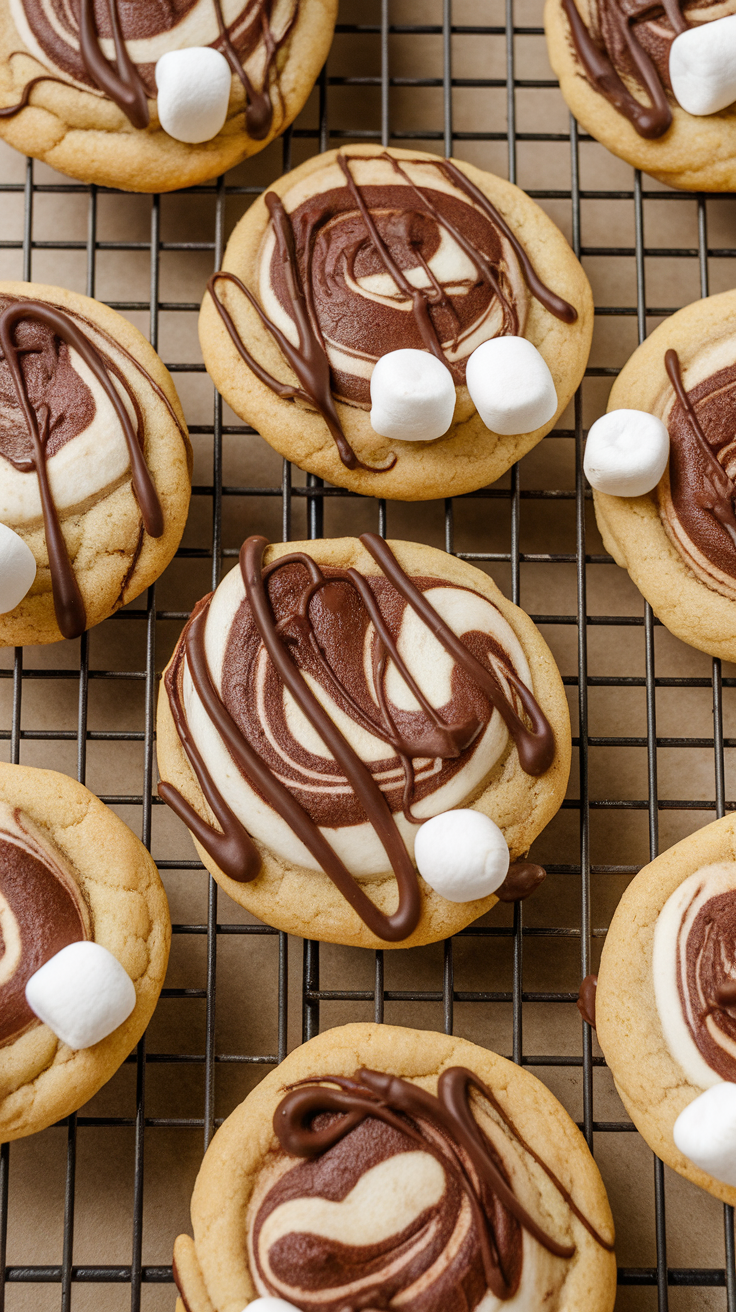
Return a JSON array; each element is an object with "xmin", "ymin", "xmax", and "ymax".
[
  {"xmin": 25, "ymin": 941, "xmax": 136, "ymax": 1050},
  {"xmin": 414, "ymin": 810, "xmax": 510, "ymax": 903},
  {"xmin": 670, "ymin": 16, "xmax": 736, "ymax": 117},
  {"xmin": 244, "ymin": 1302, "xmax": 300, "ymax": 1311},
  {"xmin": 584, "ymin": 408, "xmax": 669, "ymax": 497},
  {"xmin": 369, "ymin": 349, "xmax": 456, "ymax": 441},
  {"xmin": 155, "ymin": 48, "xmax": 232, "ymax": 144},
  {"xmin": 673, "ymin": 1084, "xmax": 736, "ymax": 1186},
  {"xmin": 465, "ymin": 336, "xmax": 557, "ymax": 436},
  {"xmin": 0, "ymin": 522, "xmax": 36, "ymax": 614}
]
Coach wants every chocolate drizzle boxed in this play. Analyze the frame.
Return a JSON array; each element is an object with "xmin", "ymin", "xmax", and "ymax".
[
  {"xmin": 214, "ymin": 0, "xmax": 298, "ymax": 139},
  {"xmin": 562, "ymin": 0, "xmax": 674, "ymax": 138},
  {"xmin": 0, "ymin": 297, "xmax": 164, "ymax": 638},
  {"xmin": 0, "ymin": 72, "xmax": 76, "ymax": 118},
  {"xmin": 207, "ymin": 150, "xmax": 577, "ymax": 470},
  {"xmin": 161, "ymin": 534, "xmax": 555, "ymax": 942},
  {"xmin": 267, "ymin": 1065, "xmax": 612, "ymax": 1306},
  {"xmin": 78, "ymin": 0, "xmax": 149, "ymax": 128}
]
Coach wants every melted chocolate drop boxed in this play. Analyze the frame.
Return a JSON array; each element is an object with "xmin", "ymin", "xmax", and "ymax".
[
  {"xmin": 577, "ymin": 973, "xmax": 598, "ymax": 1028},
  {"xmin": 0, "ymin": 298, "xmax": 164, "ymax": 638},
  {"xmin": 496, "ymin": 860, "xmax": 546, "ymax": 902}
]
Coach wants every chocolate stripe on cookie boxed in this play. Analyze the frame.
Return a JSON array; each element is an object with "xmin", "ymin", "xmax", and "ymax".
[
  {"xmin": 160, "ymin": 534, "xmax": 554, "ymax": 942},
  {"xmin": 0, "ymin": 802, "xmax": 90, "ymax": 1047},
  {"xmin": 208, "ymin": 150, "xmax": 577, "ymax": 469},
  {"xmin": 654, "ymin": 862, "xmax": 736, "ymax": 1086}
]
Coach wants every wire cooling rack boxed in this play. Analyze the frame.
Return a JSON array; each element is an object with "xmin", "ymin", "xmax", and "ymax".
[{"xmin": 1, "ymin": 0, "xmax": 735, "ymax": 1308}]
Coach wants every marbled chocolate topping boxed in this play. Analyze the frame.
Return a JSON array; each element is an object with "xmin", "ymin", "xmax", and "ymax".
[
  {"xmin": 208, "ymin": 151, "xmax": 576, "ymax": 470},
  {"xmin": 658, "ymin": 349, "xmax": 736, "ymax": 600},
  {"xmin": 0, "ymin": 295, "xmax": 164, "ymax": 638},
  {"xmin": 13, "ymin": 0, "xmax": 299, "ymax": 134},
  {"xmin": 160, "ymin": 534, "xmax": 555, "ymax": 942},
  {"xmin": 245, "ymin": 1066, "xmax": 612, "ymax": 1309},
  {"xmin": 562, "ymin": 0, "xmax": 736, "ymax": 138},
  {"xmin": 675, "ymin": 880, "xmax": 736, "ymax": 1080},
  {"xmin": 0, "ymin": 806, "xmax": 90, "ymax": 1047}
]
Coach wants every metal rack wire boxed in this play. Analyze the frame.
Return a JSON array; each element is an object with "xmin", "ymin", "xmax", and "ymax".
[{"xmin": 1, "ymin": 1, "xmax": 735, "ymax": 1307}]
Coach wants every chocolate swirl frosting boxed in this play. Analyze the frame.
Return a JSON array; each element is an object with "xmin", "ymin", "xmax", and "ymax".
[
  {"xmin": 656, "ymin": 347, "xmax": 736, "ymax": 600},
  {"xmin": 9, "ymin": 0, "xmax": 298, "ymax": 135},
  {"xmin": 208, "ymin": 151, "xmax": 577, "ymax": 471},
  {"xmin": 243, "ymin": 1067, "xmax": 612, "ymax": 1309},
  {"xmin": 562, "ymin": 0, "xmax": 736, "ymax": 139},
  {"xmin": 654, "ymin": 862, "xmax": 736, "ymax": 1087},
  {"xmin": 0, "ymin": 801, "xmax": 90, "ymax": 1048},
  {"xmin": 160, "ymin": 535, "xmax": 554, "ymax": 942}
]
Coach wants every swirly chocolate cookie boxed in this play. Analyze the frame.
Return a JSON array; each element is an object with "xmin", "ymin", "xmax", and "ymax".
[
  {"xmin": 0, "ymin": 280, "xmax": 191, "ymax": 646},
  {"xmin": 156, "ymin": 534, "xmax": 571, "ymax": 949},
  {"xmin": 0, "ymin": 0, "xmax": 337, "ymax": 192},
  {"xmin": 0, "ymin": 761, "xmax": 170, "ymax": 1142},
  {"xmin": 172, "ymin": 1023, "xmax": 616, "ymax": 1312},
  {"xmin": 596, "ymin": 814, "xmax": 736, "ymax": 1202},
  {"xmin": 546, "ymin": 0, "xmax": 736, "ymax": 191},
  {"xmin": 584, "ymin": 290, "xmax": 736, "ymax": 661},
  {"xmin": 198, "ymin": 145, "xmax": 593, "ymax": 500}
]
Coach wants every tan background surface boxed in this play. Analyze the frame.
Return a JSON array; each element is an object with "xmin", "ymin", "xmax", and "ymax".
[{"xmin": 1, "ymin": 0, "xmax": 735, "ymax": 1307}]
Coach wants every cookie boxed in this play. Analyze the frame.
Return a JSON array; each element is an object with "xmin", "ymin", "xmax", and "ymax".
[
  {"xmin": 0, "ymin": 761, "xmax": 170, "ymax": 1143},
  {"xmin": 198, "ymin": 144, "xmax": 593, "ymax": 501},
  {"xmin": 545, "ymin": 0, "xmax": 736, "ymax": 191},
  {"xmin": 0, "ymin": 0, "xmax": 337, "ymax": 192},
  {"xmin": 587, "ymin": 291, "xmax": 736, "ymax": 662},
  {"xmin": 156, "ymin": 534, "xmax": 571, "ymax": 950},
  {"xmin": 596, "ymin": 814, "xmax": 736, "ymax": 1203},
  {"xmin": 0, "ymin": 280, "xmax": 191, "ymax": 646},
  {"xmin": 172, "ymin": 1022, "xmax": 616, "ymax": 1312}
]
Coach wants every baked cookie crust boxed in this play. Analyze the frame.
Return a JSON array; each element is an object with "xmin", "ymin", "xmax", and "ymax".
[
  {"xmin": 156, "ymin": 536, "xmax": 572, "ymax": 950},
  {"xmin": 173, "ymin": 1023, "xmax": 616, "ymax": 1312},
  {"xmin": 545, "ymin": 0, "xmax": 736, "ymax": 192},
  {"xmin": 591, "ymin": 291, "xmax": 736, "ymax": 662},
  {"xmin": 0, "ymin": 0, "xmax": 338, "ymax": 192},
  {"xmin": 198, "ymin": 144, "xmax": 593, "ymax": 501},
  {"xmin": 597, "ymin": 814, "xmax": 736, "ymax": 1203},
  {"xmin": 0, "ymin": 761, "xmax": 170, "ymax": 1143},
  {"xmin": 0, "ymin": 280, "xmax": 192, "ymax": 647}
]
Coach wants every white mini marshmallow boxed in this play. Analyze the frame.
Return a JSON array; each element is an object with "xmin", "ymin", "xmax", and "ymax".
[
  {"xmin": 155, "ymin": 48, "xmax": 232, "ymax": 144},
  {"xmin": 244, "ymin": 1301, "xmax": 300, "ymax": 1311},
  {"xmin": 670, "ymin": 15, "xmax": 736, "ymax": 117},
  {"xmin": 0, "ymin": 522, "xmax": 36, "ymax": 614},
  {"xmin": 584, "ymin": 409, "xmax": 669, "ymax": 497},
  {"xmin": 369, "ymin": 349, "xmax": 456, "ymax": 441},
  {"xmin": 673, "ymin": 1084, "xmax": 736, "ymax": 1186},
  {"xmin": 25, "ymin": 941, "xmax": 136, "ymax": 1050},
  {"xmin": 465, "ymin": 336, "xmax": 557, "ymax": 436},
  {"xmin": 414, "ymin": 810, "xmax": 509, "ymax": 903}
]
